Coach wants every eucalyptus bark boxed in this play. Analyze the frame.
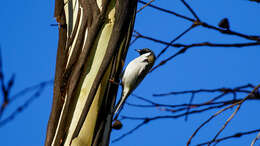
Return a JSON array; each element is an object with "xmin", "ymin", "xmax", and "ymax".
[{"xmin": 45, "ymin": 0, "xmax": 138, "ymax": 145}]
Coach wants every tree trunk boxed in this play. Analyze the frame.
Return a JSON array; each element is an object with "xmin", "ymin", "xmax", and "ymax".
[{"xmin": 45, "ymin": 0, "xmax": 138, "ymax": 145}]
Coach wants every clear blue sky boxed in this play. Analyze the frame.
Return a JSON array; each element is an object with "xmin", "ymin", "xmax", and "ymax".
[{"xmin": 0, "ymin": 0, "xmax": 259, "ymax": 146}]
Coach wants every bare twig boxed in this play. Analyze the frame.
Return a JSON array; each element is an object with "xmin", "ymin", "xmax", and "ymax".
[
  {"xmin": 113, "ymin": 90, "xmax": 259, "ymax": 143},
  {"xmin": 127, "ymin": 98, "xmax": 245, "ymax": 109},
  {"xmin": 138, "ymin": 0, "xmax": 195, "ymax": 22},
  {"xmin": 251, "ymin": 132, "xmax": 260, "ymax": 146},
  {"xmin": 138, "ymin": 0, "xmax": 260, "ymax": 41},
  {"xmin": 181, "ymin": 0, "xmax": 200, "ymax": 21},
  {"xmin": 154, "ymin": 84, "xmax": 254, "ymax": 97},
  {"xmin": 112, "ymin": 120, "xmax": 149, "ymax": 143},
  {"xmin": 150, "ymin": 46, "xmax": 188, "ymax": 72},
  {"xmin": 0, "ymin": 47, "xmax": 16, "ymax": 118},
  {"xmin": 113, "ymin": 102, "xmax": 230, "ymax": 142},
  {"xmin": 137, "ymin": 0, "xmax": 155, "ymax": 13},
  {"xmin": 187, "ymin": 104, "xmax": 237, "ymax": 146},
  {"xmin": 185, "ymin": 93, "xmax": 194, "ymax": 121},
  {"xmin": 200, "ymin": 22, "xmax": 260, "ymax": 41},
  {"xmin": 132, "ymin": 31, "xmax": 260, "ymax": 49},
  {"xmin": 197, "ymin": 129, "xmax": 260, "ymax": 146},
  {"xmin": 209, "ymin": 103, "xmax": 242, "ymax": 145},
  {"xmin": 157, "ymin": 24, "xmax": 196, "ymax": 58},
  {"xmin": 0, "ymin": 80, "xmax": 51, "ymax": 127},
  {"xmin": 10, "ymin": 80, "xmax": 53, "ymax": 102},
  {"xmin": 150, "ymin": 40, "xmax": 260, "ymax": 71},
  {"xmin": 187, "ymin": 84, "xmax": 260, "ymax": 146}
]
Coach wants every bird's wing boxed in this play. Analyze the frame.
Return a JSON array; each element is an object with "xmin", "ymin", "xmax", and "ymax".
[{"xmin": 135, "ymin": 60, "xmax": 152, "ymax": 86}]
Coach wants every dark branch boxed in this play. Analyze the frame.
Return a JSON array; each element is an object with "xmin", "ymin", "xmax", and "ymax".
[
  {"xmin": 154, "ymin": 84, "xmax": 254, "ymax": 97},
  {"xmin": 151, "ymin": 42, "xmax": 259, "ymax": 72},
  {"xmin": 138, "ymin": 1, "xmax": 260, "ymax": 42},
  {"xmin": 251, "ymin": 132, "xmax": 260, "ymax": 146},
  {"xmin": 138, "ymin": 0, "xmax": 195, "ymax": 22},
  {"xmin": 112, "ymin": 120, "xmax": 148, "ymax": 143},
  {"xmin": 112, "ymin": 84, "xmax": 260, "ymax": 143},
  {"xmin": 187, "ymin": 84, "xmax": 260, "ymax": 145},
  {"xmin": 157, "ymin": 24, "xmax": 196, "ymax": 58},
  {"xmin": 181, "ymin": 0, "xmax": 200, "ymax": 21},
  {"xmin": 209, "ymin": 103, "xmax": 242, "ymax": 145},
  {"xmin": 137, "ymin": 0, "xmax": 155, "ymax": 13},
  {"xmin": 197, "ymin": 129, "xmax": 260, "ymax": 146},
  {"xmin": 132, "ymin": 31, "xmax": 260, "ymax": 49},
  {"xmin": 0, "ymin": 80, "xmax": 52, "ymax": 127}
]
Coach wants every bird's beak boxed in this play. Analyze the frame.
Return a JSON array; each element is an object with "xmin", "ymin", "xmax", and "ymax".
[{"xmin": 135, "ymin": 49, "xmax": 141, "ymax": 52}]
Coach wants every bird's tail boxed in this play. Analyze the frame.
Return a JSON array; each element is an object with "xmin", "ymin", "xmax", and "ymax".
[{"xmin": 113, "ymin": 89, "xmax": 128, "ymax": 121}]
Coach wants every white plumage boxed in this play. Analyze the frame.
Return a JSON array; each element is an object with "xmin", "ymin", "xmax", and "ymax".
[{"xmin": 114, "ymin": 48, "xmax": 155, "ymax": 120}]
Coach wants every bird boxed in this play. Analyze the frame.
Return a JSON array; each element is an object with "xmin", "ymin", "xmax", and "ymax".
[{"xmin": 113, "ymin": 48, "xmax": 156, "ymax": 121}]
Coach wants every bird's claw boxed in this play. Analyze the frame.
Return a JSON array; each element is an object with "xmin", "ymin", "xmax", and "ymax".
[{"xmin": 109, "ymin": 78, "xmax": 119, "ymax": 85}]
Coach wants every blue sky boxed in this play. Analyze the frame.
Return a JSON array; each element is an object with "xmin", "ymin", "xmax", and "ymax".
[{"xmin": 0, "ymin": 0, "xmax": 260, "ymax": 146}]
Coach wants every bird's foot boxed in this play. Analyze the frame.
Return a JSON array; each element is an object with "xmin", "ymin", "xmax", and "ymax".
[{"xmin": 109, "ymin": 78, "xmax": 119, "ymax": 85}]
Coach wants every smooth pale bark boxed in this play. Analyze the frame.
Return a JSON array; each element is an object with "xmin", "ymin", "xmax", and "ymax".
[{"xmin": 45, "ymin": 0, "xmax": 137, "ymax": 146}]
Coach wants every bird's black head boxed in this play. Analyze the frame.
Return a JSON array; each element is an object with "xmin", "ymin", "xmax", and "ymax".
[{"xmin": 135, "ymin": 48, "xmax": 153, "ymax": 55}]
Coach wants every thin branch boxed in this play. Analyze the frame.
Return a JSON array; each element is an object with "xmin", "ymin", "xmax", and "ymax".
[
  {"xmin": 206, "ymin": 92, "xmax": 227, "ymax": 104},
  {"xmin": 10, "ymin": 80, "xmax": 53, "ymax": 102},
  {"xmin": 112, "ymin": 120, "xmax": 149, "ymax": 143},
  {"xmin": 138, "ymin": 0, "xmax": 195, "ymax": 22},
  {"xmin": 132, "ymin": 30, "xmax": 179, "ymax": 47},
  {"xmin": 122, "ymin": 99, "xmax": 241, "ymax": 122},
  {"xmin": 0, "ymin": 47, "xmax": 8, "ymax": 117},
  {"xmin": 185, "ymin": 93, "xmax": 194, "ymax": 121},
  {"xmin": 209, "ymin": 103, "xmax": 242, "ymax": 145},
  {"xmin": 128, "ymin": 99, "xmax": 234, "ymax": 114},
  {"xmin": 113, "ymin": 90, "xmax": 259, "ymax": 143},
  {"xmin": 132, "ymin": 31, "xmax": 260, "ymax": 49},
  {"xmin": 0, "ymin": 47, "xmax": 16, "ymax": 118},
  {"xmin": 200, "ymin": 22, "xmax": 260, "ymax": 41},
  {"xmin": 181, "ymin": 0, "xmax": 200, "ymax": 21},
  {"xmin": 178, "ymin": 42, "xmax": 260, "ymax": 48},
  {"xmin": 127, "ymin": 98, "xmax": 244, "ymax": 109},
  {"xmin": 187, "ymin": 103, "xmax": 238, "ymax": 146},
  {"xmin": 130, "ymin": 36, "xmax": 139, "ymax": 46},
  {"xmin": 157, "ymin": 24, "xmax": 196, "ymax": 58},
  {"xmin": 151, "ymin": 40, "xmax": 260, "ymax": 71},
  {"xmin": 137, "ymin": 0, "xmax": 155, "ymax": 13},
  {"xmin": 117, "ymin": 84, "xmax": 259, "ymax": 143},
  {"xmin": 0, "ymin": 82, "xmax": 49, "ymax": 127},
  {"xmin": 113, "ymin": 104, "xmax": 230, "ymax": 142},
  {"xmin": 187, "ymin": 84, "xmax": 260, "ymax": 146},
  {"xmin": 0, "ymin": 46, "xmax": 53, "ymax": 124},
  {"xmin": 197, "ymin": 129, "xmax": 260, "ymax": 146},
  {"xmin": 154, "ymin": 84, "xmax": 254, "ymax": 97},
  {"xmin": 132, "ymin": 94, "xmax": 159, "ymax": 106},
  {"xmin": 251, "ymin": 132, "xmax": 260, "ymax": 146},
  {"xmin": 163, "ymin": 104, "xmax": 230, "ymax": 116},
  {"xmin": 138, "ymin": 1, "xmax": 260, "ymax": 41},
  {"xmin": 150, "ymin": 46, "xmax": 188, "ymax": 72}
]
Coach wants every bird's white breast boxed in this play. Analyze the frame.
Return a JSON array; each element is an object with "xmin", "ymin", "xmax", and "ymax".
[{"xmin": 122, "ymin": 52, "xmax": 151, "ymax": 90}]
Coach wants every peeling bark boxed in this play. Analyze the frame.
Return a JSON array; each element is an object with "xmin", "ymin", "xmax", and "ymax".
[{"xmin": 45, "ymin": 0, "xmax": 138, "ymax": 146}]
